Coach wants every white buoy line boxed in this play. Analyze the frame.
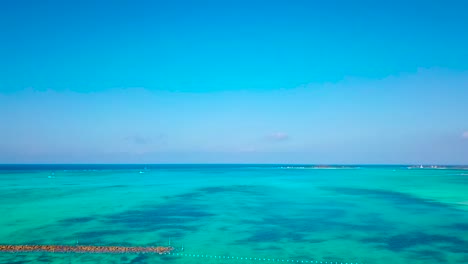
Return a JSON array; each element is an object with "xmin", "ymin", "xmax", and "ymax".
[{"xmin": 167, "ymin": 252, "xmax": 361, "ymax": 264}]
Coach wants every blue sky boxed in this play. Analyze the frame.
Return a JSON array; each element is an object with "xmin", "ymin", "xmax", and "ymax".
[{"xmin": 1, "ymin": 0, "xmax": 468, "ymax": 164}]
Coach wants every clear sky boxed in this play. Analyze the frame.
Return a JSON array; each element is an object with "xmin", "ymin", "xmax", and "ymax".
[{"xmin": 1, "ymin": 0, "xmax": 468, "ymax": 164}]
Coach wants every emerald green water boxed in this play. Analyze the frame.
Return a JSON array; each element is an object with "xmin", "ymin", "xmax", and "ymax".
[{"xmin": 0, "ymin": 165, "xmax": 467, "ymax": 263}]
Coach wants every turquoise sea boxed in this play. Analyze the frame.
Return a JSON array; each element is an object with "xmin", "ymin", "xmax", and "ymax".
[{"xmin": 0, "ymin": 165, "xmax": 467, "ymax": 264}]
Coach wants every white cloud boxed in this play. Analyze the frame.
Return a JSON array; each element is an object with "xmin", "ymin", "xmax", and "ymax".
[
  {"xmin": 267, "ymin": 132, "xmax": 289, "ymax": 141},
  {"xmin": 462, "ymin": 131, "xmax": 468, "ymax": 139}
]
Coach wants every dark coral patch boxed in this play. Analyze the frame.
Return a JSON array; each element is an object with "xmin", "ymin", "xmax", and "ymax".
[
  {"xmin": 198, "ymin": 185, "xmax": 264, "ymax": 196},
  {"xmin": 129, "ymin": 254, "xmax": 148, "ymax": 264},
  {"xmin": 99, "ymin": 200, "xmax": 214, "ymax": 241},
  {"xmin": 158, "ymin": 230, "xmax": 186, "ymax": 239},
  {"xmin": 104, "ymin": 203, "xmax": 213, "ymax": 229},
  {"xmin": 409, "ymin": 249, "xmax": 447, "ymax": 263},
  {"xmin": 74, "ymin": 229, "xmax": 125, "ymax": 240},
  {"xmin": 361, "ymin": 232, "xmax": 468, "ymax": 253},
  {"xmin": 235, "ymin": 209, "xmax": 392, "ymax": 246},
  {"xmin": 444, "ymin": 223, "xmax": 468, "ymax": 231},
  {"xmin": 322, "ymin": 187, "xmax": 454, "ymax": 211},
  {"xmin": 165, "ymin": 185, "xmax": 266, "ymax": 201},
  {"xmin": 58, "ymin": 216, "xmax": 95, "ymax": 225},
  {"xmin": 35, "ymin": 254, "xmax": 52, "ymax": 263}
]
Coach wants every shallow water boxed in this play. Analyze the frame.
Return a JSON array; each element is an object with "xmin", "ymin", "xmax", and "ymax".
[{"xmin": 0, "ymin": 165, "xmax": 467, "ymax": 264}]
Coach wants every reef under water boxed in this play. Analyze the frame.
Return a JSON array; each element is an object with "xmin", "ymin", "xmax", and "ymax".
[{"xmin": 0, "ymin": 245, "xmax": 174, "ymax": 254}]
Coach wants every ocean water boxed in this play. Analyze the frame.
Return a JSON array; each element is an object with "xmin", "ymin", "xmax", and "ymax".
[{"xmin": 0, "ymin": 165, "xmax": 467, "ymax": 264}]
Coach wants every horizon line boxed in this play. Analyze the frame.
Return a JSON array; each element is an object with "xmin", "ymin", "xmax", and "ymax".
[{"xmin": 1, "ymin": 163, "xmax": 467, "ymax": 166}]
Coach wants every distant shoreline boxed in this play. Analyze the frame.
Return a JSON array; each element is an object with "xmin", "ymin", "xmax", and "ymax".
[{"xmin": 1, "ymin": 164, "xmax": 467, "ymax": 170}]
